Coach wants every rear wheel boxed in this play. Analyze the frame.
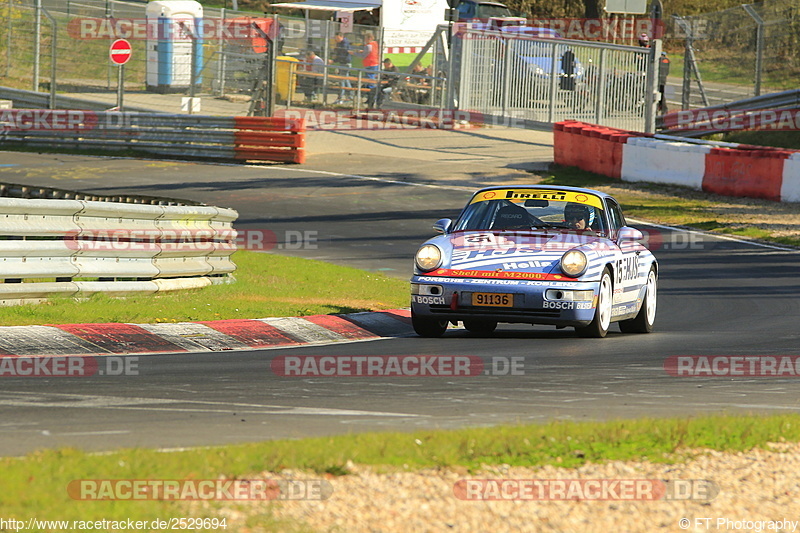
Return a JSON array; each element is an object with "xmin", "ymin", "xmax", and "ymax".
[
  {"xmin": 412, "ymin": 310, "xmax": 448, "ymax": 338},
  {"xmin": 619, "ymin": 266, "xmax": 657, "ymax": 333},
  {"xmin": 463, "ymin": 320, "xmax": 498, "ymax": 335},
  {"xmin": 576, "ymin": 267, "xmax": 613, "ymax": 338}
]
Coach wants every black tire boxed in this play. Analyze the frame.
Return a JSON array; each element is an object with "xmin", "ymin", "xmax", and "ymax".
[
  {"xmin": 575, "ymin": 267, "xmax": 613, "ymax": 338},
  {"xmin": 463, "ymin": 320, "xmax": 498, "ymax": 335},
  {"xmin": 412, "ymin": 310, "xmax": 448, "ymax": 338},
  {"xmin": 619, "ymin": 265, "xmax": 657, "ymax": 334}
]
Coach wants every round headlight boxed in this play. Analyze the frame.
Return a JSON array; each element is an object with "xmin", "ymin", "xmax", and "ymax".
[
  {"xmin": 560, "ymin": 250, "xmax": 588, "ymax": 277},
  {"xmin": 415, "ymin": 244, "xmax": 442, "ymax": 272}
]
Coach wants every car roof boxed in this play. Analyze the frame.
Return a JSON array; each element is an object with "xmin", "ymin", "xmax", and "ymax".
[
  {"xmin": 501, "ymin": 26, "xmax": 561, "ymax": 38},
  {"xmin": 472, "ymin": 184, "xmax": 614, "ymax": 201}
]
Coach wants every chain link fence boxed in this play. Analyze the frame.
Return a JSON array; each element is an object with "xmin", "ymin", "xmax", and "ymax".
[
  {"xmin": 0, "ymin": 0, "xmax": 445, "ymax": 115},
  {"xmin": 457, "ymin": 27, "xmax": 658, "ymax": 132},
  {"xmin": 672, "ymin": 0, "xmax": 800, "ymax": 108}
]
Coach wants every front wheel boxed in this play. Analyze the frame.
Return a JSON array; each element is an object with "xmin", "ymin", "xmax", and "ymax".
[
  {"xmin": 619, "ymin": 266, "xmax": 657, "ymax": 333},
  {"xmin": 575, "ymin": 267, "xmax": 613, "ymax": 338},
  {"xmin": 412, "ymin": 310, "xmax": 448, "ymax": 338}
]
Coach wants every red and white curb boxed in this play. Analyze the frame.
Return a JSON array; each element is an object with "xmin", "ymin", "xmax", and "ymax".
[{"xmin": 0, "ymin": 310, "xmax": 412, "ymax": 356}]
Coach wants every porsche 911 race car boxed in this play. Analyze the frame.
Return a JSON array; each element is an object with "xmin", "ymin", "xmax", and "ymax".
[{"xmin": 410, "ymin": 185, "xmax": 657, "ymax": 338}]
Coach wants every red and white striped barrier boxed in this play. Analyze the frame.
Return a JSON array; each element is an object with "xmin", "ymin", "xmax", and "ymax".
[{"xmin": 554, "ymin": 120, "xmax": 800, "ymax": 203}]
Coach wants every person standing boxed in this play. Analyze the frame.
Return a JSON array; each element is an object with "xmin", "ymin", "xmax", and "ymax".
[
  {"xmin": 361, "ymin": 31, "xmax": 380, "ymax": 102},
  {"xmin": 301, "ymin": 50, "xmax": 325, "ymax": 102},
  {"xmin": 332, "ymin": 32, "xmax": 352, "ymax": 104}
]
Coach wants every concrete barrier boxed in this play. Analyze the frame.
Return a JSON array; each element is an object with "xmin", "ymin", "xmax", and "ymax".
[
  {"xmin": 554, "ymin": 120, "xmax": 800, "ymax": 203},
  {"xmin": 622, "ymin": 137, "xmax": 710, "ymax": 189}
]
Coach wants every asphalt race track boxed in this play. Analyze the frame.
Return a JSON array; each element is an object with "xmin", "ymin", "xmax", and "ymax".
[{"xmin": 0, "ymin": 145, "xmax": 799, "ymax": 456}]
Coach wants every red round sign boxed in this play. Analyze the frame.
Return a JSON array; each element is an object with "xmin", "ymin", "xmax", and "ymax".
[{"xmin": 109, "ymin": 39, "xmax": 132, "ymax": 65}]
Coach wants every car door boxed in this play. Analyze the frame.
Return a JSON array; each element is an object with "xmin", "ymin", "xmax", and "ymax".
[{"xmin": 605, "ymin": 198, "xmax": 643, "ymax": 318}]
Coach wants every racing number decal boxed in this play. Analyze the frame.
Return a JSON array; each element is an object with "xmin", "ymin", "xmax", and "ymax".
[{"xmin": 615, "ymin": 256, "xmax": 639, "ymax": 285}]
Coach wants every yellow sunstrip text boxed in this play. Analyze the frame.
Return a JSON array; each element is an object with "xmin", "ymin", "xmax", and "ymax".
[{"xmin": 471, "ymin": 189, "xmax": 605, "ymax": 210}]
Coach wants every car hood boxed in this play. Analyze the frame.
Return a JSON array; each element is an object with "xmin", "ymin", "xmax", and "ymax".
[{"xmin": 441, "ymin": 230, "xmax": 605, "ymax": 273}]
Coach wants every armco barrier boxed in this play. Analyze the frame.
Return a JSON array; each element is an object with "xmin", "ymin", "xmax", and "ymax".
[
  {"xmin": 0, "ymin": 110, "xmax": 305, "ymax": 164},
  {"xmin": 0, "ymin": 197, "xmax": 238, "ymax": 305},
  {"xmin": 555, "ymin": 120, "xmax": 800, "ymax": 203}
]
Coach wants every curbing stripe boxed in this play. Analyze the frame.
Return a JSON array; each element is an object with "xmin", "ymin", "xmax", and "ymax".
[
  {"xmin": 0, "ymin": 311, "xmax": 415, "ymax": 356},
  {"xmin": 302, "ymin": 314, "xmax": 379, "ymax": 340},
  {"xmin": 0, "ymin": 325, "xmax": 109, "ymax": 356},
  {"xmin": 259, "ymin": 317, "xmax": 348, "ymax": 344},
  {"xmin": 197, "ymin": 319, "xmax": 303, "ymax": 348},
  {"xmin": 136, "ymin": 323, "xmax": 251, "ymax": 352},
  {"xmin": 342, "ymin": 311, "xmax": 413, "ymax": 337},
  {"xmin": 54, "ymin": 323, "xmax": 187, "ymax": 354}
]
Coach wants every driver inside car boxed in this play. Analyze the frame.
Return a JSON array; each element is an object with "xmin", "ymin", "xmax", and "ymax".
[{"xmin": 564, "ymin": 203, "xmax": 595, "ymax": 232}]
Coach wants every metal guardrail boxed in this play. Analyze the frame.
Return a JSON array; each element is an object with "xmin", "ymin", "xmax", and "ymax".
[
  {"xmin": 661, "ymin": 88, "xmax": 800, "ymax": 136},
  {"xmin": 0, "ymin": 107, "xmax": 306, "ymax": 163},
  {"xmin": 0, "ymin": 197, "xmax": 238, "ymax": 305},
  {"xmin": 0, "ymin": 86, "xmax": 154, "ymax": 113}
]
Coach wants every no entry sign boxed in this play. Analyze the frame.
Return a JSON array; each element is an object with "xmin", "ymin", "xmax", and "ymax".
[{"xmin": 109, "ymin": 39, "xmax": 132, "ymax": 65}]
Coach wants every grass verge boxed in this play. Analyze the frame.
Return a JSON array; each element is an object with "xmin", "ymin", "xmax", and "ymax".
[
  {"xmin": 0, "ymin": 250, "xmax": 409, "ymax": 326},
  {"xmin": 3, "ymin": 414, "xmax": 800, "ymax": 527}
]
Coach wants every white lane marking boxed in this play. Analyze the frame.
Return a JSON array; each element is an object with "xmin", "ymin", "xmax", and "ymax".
[
  {"xmin": 0, "ymin": 391, "xmax": 421, "ymax": 417},
  {"xmin": 57, "ymin": 430, "xmax": 131, "ymax": 436},
  {"xmin": 628, "ymin": 217, "xmax": 799, "ymax": 252},
  {"xmin": 271, "ymin": 165, "xmax": 474, "ymax": 191}
]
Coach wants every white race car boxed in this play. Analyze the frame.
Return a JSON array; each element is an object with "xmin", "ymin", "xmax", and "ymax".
[{"xmin": 411, "ymin": 185, "xmax": 658, "ymax": 338}]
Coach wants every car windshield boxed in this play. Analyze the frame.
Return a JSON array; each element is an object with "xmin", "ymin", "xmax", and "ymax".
[
  {"xmin": 452, "ymin": 189, "xmax": 608, "ymax": 235},
  {"xmin": 475, "ymin": 4, "xmax": 513, "ymax": 18}
]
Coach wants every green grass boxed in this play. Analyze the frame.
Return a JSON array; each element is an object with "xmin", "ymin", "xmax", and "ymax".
[
  {"xmin": 2, "ymin": 414, "xmax": 799, "ymax": 528},
  {"xmin": 0, "ymin": 250, "xmax": 409, "ymax": 326}
]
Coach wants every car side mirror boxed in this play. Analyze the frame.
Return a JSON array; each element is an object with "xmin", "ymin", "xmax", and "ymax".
[
  {"xmin": 617, "ymin": 226, "xmax": 643, "ymax": 242},
  {"xmin": 433, "ymin": 218, "xmax": 452, "ymax": 234}
]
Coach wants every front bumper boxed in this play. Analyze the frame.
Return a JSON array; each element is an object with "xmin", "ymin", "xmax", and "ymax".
[{"xmin": 411, "ymin": 275, "xmax": 599, "ymax": 327}]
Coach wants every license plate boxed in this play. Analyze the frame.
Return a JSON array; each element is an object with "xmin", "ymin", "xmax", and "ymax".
[{"xmin": 472, "ymin": 292, "xmax": 513, "ymax": 307}]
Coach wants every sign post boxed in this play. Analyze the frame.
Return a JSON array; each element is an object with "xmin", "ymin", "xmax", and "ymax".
[{"xmin": 109, "ymin": 39, "xmax": 132, "ymax": 110}]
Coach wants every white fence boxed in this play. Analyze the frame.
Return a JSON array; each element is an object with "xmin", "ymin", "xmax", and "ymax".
[{"xmin": 0, "ymin": 197, "xmax": 238, "ymax": 305}]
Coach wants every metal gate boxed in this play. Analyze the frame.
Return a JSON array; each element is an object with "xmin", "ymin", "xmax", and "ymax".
[{"xmin": 455, "ymin": 27, "xmax": 660, "ymax": 132}]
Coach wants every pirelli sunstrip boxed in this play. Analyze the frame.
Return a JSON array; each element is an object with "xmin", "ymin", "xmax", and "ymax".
[{"xmin": 410, "ymin": 185, "xmax": 658, "ymax": 338}]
